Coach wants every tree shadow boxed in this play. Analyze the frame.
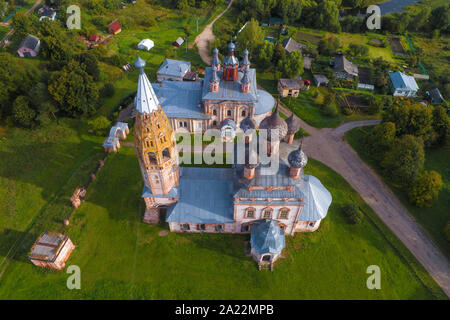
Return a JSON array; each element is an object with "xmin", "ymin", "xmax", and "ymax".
[{"xmin": 0, "ymin": 229, "xmax": 39, "ymax": 263}]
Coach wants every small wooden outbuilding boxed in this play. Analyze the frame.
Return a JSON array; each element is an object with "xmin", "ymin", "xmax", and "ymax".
[{"xmin": 28, "ymin": 232, "xmax": 75, "ymax": 270}]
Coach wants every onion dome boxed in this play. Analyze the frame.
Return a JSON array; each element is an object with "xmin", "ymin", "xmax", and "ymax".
[
  {"xmin": 241, "ymin": 48, "xmax": 250, "ymax": 67},
  {"xmin": 228, "ymin": 41, "xmax": 235, "ymax": 51},
  {"xmin": 288, "ymin": 145, "xmax": 308, "ymax": 168},
  {"xmin": 212, "ymin": 65, "xmax": 219, "ymax": 81},
  {"xmin": 241, "ymin": 65, "xmax": 250, "ymax": 84},
  {"xmin": 134, "ymin": 55, "xmax": 146, "ymax": 70},
  {"xmin": 285, "ymin": 113, "xmax": 301, "ymax": 135},
  {"xmin": 240, "ymin": 115, "xmax": 256, "ymax": 133},
  {"xmin": 244, "ymin": 148, "xmax": 259, "ymax": 169},
  {"xmin": 220, "ymin": 118, "xmax": 236, "ymax": 130},
  {"xmin": 259, "ymin": 103, "xmax": 288, "ymax": 141},
  {"xmin": 211, "ymin": 47, "xmax": 221, "ymax": 66}
]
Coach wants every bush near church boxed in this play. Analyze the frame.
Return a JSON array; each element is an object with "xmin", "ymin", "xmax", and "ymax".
[{"xmin": 341, "ymin": 204, "xmax": 363, "ymax": 225}]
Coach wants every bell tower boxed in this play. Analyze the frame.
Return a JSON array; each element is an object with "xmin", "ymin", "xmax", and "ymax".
[{"xmin": 133, "ymin": 56, "xmax": 179, "ymax": 223}]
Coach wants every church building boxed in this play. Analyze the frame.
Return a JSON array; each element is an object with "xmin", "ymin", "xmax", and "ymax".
[
  {"xmin": 150, "ymin": 42, "xmax": 274, "ymax": 137},
  {"xmin": 132, "ymin": 54, "xmax": 332, "ymax": 270}
]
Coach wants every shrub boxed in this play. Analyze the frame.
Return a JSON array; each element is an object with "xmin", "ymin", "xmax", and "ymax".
[
  {"xmin": 342, "ymin": 107, "xmax": 353, "ymax": 115},
  {"xmin": 322, "ymin": 103, "xmax": 338, "ymax": 117},
  {"xmin": 342, "ymin": 204, "xmax": 363, "ymax": 224},
  {"xmin": 445, "ymin": 221, "xmax": 450, "ymax": 244},
  {"xmin": 408, "ymin": 170, "xmax": 443, "ymax": 207},
  {"xmin": 88, "ymin": 116, "xmax": 111, "ymax": 136},
  {"xmin": 12, "ymin": 96, "xmax": 35, "ymax": 128},
  {"xmin": 101, "ymin": 83, "xmax": 115, "ymax": 98}
]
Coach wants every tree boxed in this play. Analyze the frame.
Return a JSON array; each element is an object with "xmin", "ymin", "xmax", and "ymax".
[
  {"xmin": 430, "ymin": 5, "xmax": 450, "ymax": 33},
  {"xmin": 365, "ymin": 122, "xmax": 396, "ymax": 162},
  {"xmin": 237, "ymin": 18, "xmax": 264, "ymax": 51},
  {"xmin": 272, "ymin": 42, "xmax": 286, "ymax": 64},
  {"xmin": 74, "ymin": 52, "xmax": 101, "ymax": 81},
  {"xmin": 381, "ymin": 135, "xmax": 425, "ymax": 186},
  {"xmin": 256, "ymin": 41, "xmax": 274, "ymax": 69},
  {"xmin": 318, "ymin": 34, "xmax": 340, "ymax": 56},
  {"xmin": 341, "ymin": 204, "xmax": 363, "ymax": 224},
  {"xmin": 408, "ymin": 170, "xmax": 443, "ymax": 207},
  {"xmin": 12, "ymin": 12, "xmax": 38, "ymax": 40},
  {"xmin": 409, "ymin": 6, "xmax": 431, "ymax": 32},
  {"xmin": 432, "ymin": 106, "xmax": 449, "ymax": 146},
  {"xmin": 39, "ymin": 20, "xmax": 70, "ymax": 63},
  {"xmin": 88, "ymin": 116, "xmax": 111, "ymax": 135},
  {"xmin": 279, "ymin": 50, "xmax": 304, "ymax": 78},
  {"xmin": 0, "ymin": 0, "xmax": 8, "ymax": 19},
  {"xmin": 383, "ymin": 102, "xmax": 435, "ymax": 145},
  {"xmin": 48, "ymin": 60, "xmax": 99, "ymax": 116},
  {"xmin": 12, "ymin": 96, "xmax": 35, "ymax": 127}
]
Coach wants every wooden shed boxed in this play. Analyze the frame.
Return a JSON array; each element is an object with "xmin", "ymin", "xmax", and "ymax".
[
  {"xmin": 28, "ymin": 232, "xmax": 75, "ymax": 270},
  {"xmin": 108, "ymin": 19, "xmax": 122, "ymax": 35}
]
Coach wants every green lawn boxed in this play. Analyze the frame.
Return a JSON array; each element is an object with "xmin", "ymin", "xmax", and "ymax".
[
  {"xmin": 345, "ymin": 126, "xmax": 450, "ymax": 259},
  {"xmin": 0, "ymin": 143, "xmax": 445, "ymax": 299}
]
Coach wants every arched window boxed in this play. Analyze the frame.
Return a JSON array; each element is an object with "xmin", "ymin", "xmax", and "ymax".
[
  {"xmin": 212, "ymin": 120, "xmax": 217, "ymax": 126},
  {"xmin": 227, "ymin": 110, "xmax": 232, "ymax": 116},
  {"xmin": 245, "ymin": 207, "xmax": 256, "ymax": 219},
  {"xmin": 162, "ymin": 148, "xmax": 170, "ymax": 160},
  {"xmin": 212, "ymin": 109, "xmax": 217, "ymax": 116},
  {"xmin": 262, "ymin": 208, "xmax": 273, "ymax": 219},
  {"xmin": 182, "ymin": 224, "xmax": 190, "ymax": 231},
  {"xmin": 148, "ymin": 152, "xmax": 157, "ymax": 163},
  {"xmin": 278, "ymin": 208, "xmax": 290, "ymax": 219},
  {"xmin": 241, "ymin": 109, "xmax": 246, "ymax": 117}
]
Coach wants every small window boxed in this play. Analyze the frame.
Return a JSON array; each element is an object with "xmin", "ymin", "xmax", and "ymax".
[
  {"xmin": 182, "ymin": 224, "xmax": 190, "ymax": 231},
  {"xmin": 146, "ymin": 141, "xmax": 150, "ymax": 147},
  {"xmin": 262, "ymin": 254, "xmax": 271, "ymax": 262},
  {"xmin": 215, "ymin": 224, "xmax": 224, "ymax": 232},
  {"xmin": 279, "ymin": 209, "xmax": 289, "ymax": 219},
  {"xmin": 227, "ymin": 110, "xmax": 232, "ymax": 116},
  {"xmin": 179, "ymin": 121, "xmax": 183, "ymax": 127},
  {"xmin": 263, "ymin": 209, "xmax": 272, "ymax": 219},
  {"xmin": 212, "ymin": 120, "xmax": 217, "ymax": 126},
  {"xmin": 197, "ymin": 224, "xmax": 206, "ymax": 231},
  {"xmin": 212, "ymin": 109, "xmax": 217, "ymax": 116},
  {"xmin": 246, "ymin": 208, "xmax": 255, "ymax": 219},
  {"xmin": 150, "ymin": 141, "xmax": 154, "ymax": 147},
  {"xmin": 241, "ymin": 110, "xmax": 246, "ymax": 117},
  {"xmin": 184, "ymin": 121, "xmax": 188, "ymax": 128}
]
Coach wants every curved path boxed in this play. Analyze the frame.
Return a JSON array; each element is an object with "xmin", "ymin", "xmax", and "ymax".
[
  {"xmin": 278, "ymin": 104, "xmax": 450, "ymax": 297},
  {"xmin": 191, "ymin": 0, "xmax": 233, "ymax": 64}
]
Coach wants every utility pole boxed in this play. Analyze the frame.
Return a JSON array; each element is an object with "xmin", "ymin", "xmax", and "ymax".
[{"xmin": 197, "ymin": 18, "xmax": 199, "ymax": 33}]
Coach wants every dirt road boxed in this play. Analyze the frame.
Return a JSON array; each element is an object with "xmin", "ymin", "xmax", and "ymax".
[
  {"xmin": 278, "ymin": 105, "xmax": 450, "ymax": 297},
  {"xmin": 191, "ymin": 0, "xmax": 233, "ymax": 64}
]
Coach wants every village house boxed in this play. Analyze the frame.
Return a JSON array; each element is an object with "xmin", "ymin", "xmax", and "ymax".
[
  {"xmin": 28, "ymin": 232, "xmax": 74, "ymax": 270},
  {"xmin": 17, "ymin": 35, "xmax": 40, "ymax": 58},
  {"xmin": 428, "ymin": 88, "xmax": 445, "ymax": 104},
  {"xmin": 332, "ymin": 52, "xmax": 358, "ymax": 80},
  {"xmin": 389, "ymin": 71, "xmax": 419, "ymax": 97},
  {"xmin": 129, "ymin": 54, "xmax": 332, "ymax": 269},
  {"xmin": 138, "ymin": 38, "xmax": 154, "ymax": 51},
  {"xmin": 156, "ymin": 59, "xmax": 191, "ymax": 82},
  {"xmin": 108, "ymin": 19, "xmax": 122, "ymax": 35},
  {"xmin": 278, "ymin": 79, "xmax": 302, "ymax": 97},
  {"xmin": 268, "ymin": 17, "xmax": 284, "ymax": 27},
  {"xmin": 173, "ymin": 37, "xmax": 184, "ymax": 47},
  {"xmin": 281, "ymin": 37, "xmax": 306, "ymax": 54},
  {"xmin": 313, "ymin": 74, "xmax": 329, "ymax": 87},
  {"xmin": 38, "ymin": 5, "xmax": 56, "ymax": 21}
]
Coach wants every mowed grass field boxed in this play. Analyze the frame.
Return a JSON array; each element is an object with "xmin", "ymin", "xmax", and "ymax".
[
  {"xmin": 345, "ymin": 126, "xmax": 450, "ymax": 259},
  {"xmin": 0, "ymin": 141, "xmax": 445, "ymax": 299}
]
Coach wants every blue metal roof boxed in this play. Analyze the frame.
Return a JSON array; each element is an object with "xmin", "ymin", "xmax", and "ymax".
[
  {"xmin": 250, "ymin": 220, "xmax": 285, "ymax": 255},
  {"xmin": 157, "ymin": 59, "xmax": 190, "ymax": 78},
  {"xmin": 389, "ymin": 71, "xmax": 419, "ymax": 91},
  {"xmin": 152, "ymin": 81, "xmax": 210, "ymax": 119},
  {"xmin": 166, "ymin": 167, "xmax": 235, "ymax": 223},
  {"xmin": 255, "ymin": 89, "xmax": 275, "ymax": 115},
  {"xmin": 202, "ymin": 67, "xmax": 258, "ymax": 102},
  {"xmin": 142, "ymin": 185, "xmax": 179, "ymax": 198},
  {"xmin": 297, "ymin": 175, "xmax": 332, "ymax": 221}
]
